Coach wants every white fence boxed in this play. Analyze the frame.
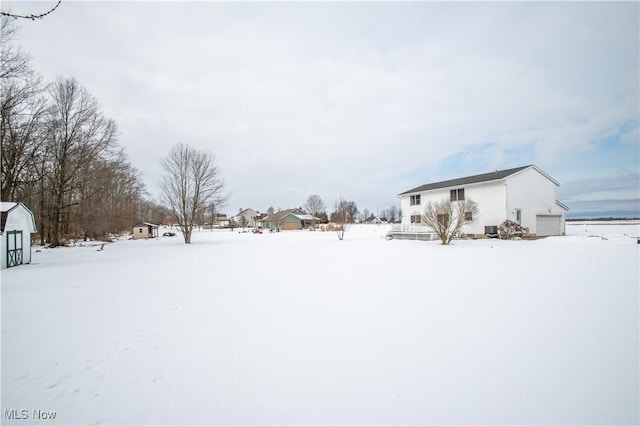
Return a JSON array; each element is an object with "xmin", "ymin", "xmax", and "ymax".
[{"xmin": 389, "ymin": 224, "xmax": 439, "ymax": 241}]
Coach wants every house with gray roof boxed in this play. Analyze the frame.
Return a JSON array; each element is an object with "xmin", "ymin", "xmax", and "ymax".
[
  {"xmin": 264, "ymin": 208, "xmax": 319, "ymax": 231},
  {"xmin": 398, "ymin": 165, "xmax": 569, "ymax": 237}
]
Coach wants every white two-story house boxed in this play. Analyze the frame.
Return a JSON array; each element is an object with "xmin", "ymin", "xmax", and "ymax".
[{"xmin": 398, "ymin": 165, "xmax": 569, "ymax": 237}]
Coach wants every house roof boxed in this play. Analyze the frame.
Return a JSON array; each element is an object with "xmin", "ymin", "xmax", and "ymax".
[
  {"xmin": 292, "ymin": 213, "xmax": 319, "ymax": 221},
  {"xmin": 264, "ymin": 208, "xmax": 306, "ymax": 223},
  {"xmin": 230, "ymin": 208, "xmax": 258, "ymax": 221},
  {"xmin": 0, "ymin": 203, "xmax": 16, "ymax": 232},
  {"xmin": 1, "ymin": 202, "xmax": 37, "ymax": 233},
  {"xmin": 399, "ymin": 165, "xmax": 535, "ymax": 195},
  {"xmin": 133, "ymin": 222, "xmax": 158, "ymax": 228}
]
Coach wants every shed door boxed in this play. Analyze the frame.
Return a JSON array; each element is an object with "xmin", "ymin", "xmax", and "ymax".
[
  {"xmin": 6, "ymin": 230, "xmax": 23, "ymax": 268},
  {"xmin": 536, "ymin": 215, "xmax": 562, "ymax": 236}
]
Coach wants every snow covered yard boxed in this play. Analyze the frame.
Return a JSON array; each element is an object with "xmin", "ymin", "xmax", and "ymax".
[{"xmin": 2, "ymin": 224, "xmax": 638, "ymax": 425}]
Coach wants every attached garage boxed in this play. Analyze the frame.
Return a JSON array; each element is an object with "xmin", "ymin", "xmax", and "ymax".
[
  {"xmin": 536, "ymin": 215, "xmax": 563, "ymax": 236},
  {"xmin": 1, "ymin": 202, "xmax": 38, "ymax": 269},
  {"xmin": 281, "ymin": 221, "xmax": 300, "ymax": 230}
]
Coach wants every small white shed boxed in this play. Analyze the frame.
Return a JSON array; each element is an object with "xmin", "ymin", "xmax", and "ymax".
[
  {"xmin": 1, "ymin": 202, "xmax": 38, "ymax": 269},
  {"xmin": 132, "ymin": 222, "xmax": 159, "ymax": 240}
]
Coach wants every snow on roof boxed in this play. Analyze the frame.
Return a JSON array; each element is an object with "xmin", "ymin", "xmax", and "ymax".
[
  {"xmin": 0, "ymin": 202, "xmax": 37, "ymax": 233},
  {"xmin": 133, "ymin": 222, "xmax": 158, "ymax": 227},
  {"xmin": 293, "ymin": 214, "xmax": 319, "ymax": 221},
  {"xmin": 0, "ymin": 202, "xmax": 18, "ymax": 213}
]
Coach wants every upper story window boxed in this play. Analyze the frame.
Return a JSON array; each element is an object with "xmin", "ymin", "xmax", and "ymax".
[
  {"xmin": 450, "ymin": 188, "xmax": 465, "ymax": 201},
  {"xmin": 410, "ymin": 195, "xmax": 421, "ymax": 206}
]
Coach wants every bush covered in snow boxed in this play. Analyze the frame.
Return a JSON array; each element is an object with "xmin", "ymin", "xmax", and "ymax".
[{"xmin": 498, "ymin": 220, "xmax": 529, "ymax": 239}]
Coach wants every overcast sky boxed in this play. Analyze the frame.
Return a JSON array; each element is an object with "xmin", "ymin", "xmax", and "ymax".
[{"xmin": 4, "ymin": 1, "xmax": 639, "ymax": 217}]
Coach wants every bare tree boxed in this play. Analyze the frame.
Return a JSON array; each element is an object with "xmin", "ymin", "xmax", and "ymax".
[
  {"xmin": 333, "ymin": 196, "xmax": 349, "ymax": 240},
  {"xmin": 388, "ymin": 205, "xmax": 398, "ymax": 223},
  {"xmin": 303, "ymin": 194, "xmax": 325, "ymax": 227},
  {"xmin": 160, "ymin": 143, "xmax": 227, "ymax": 244},
  {"xmin": 267, "ymin": 206, "xmax": 275, "ymax": 216},
  {"xmin": 422, "ymin": 198, "xmax": 479, "ymax": 245},
  {"xmin": 1, "ymin": 0, "xmax": 62, "ymax": 21},
  {"xmin": 1, "ymin": 16, "xmax": 49, "ymax": 201},
  {"xmin": 361, "ymin": 208, "xmax": 370, "ymax": 223},
  {"xmin": 45, "ymin": 77, "xmax": 117, "ymax": 246},
  {"xmin": 345, "ymin": 200, "xmax": 358, "ymax": 224}
]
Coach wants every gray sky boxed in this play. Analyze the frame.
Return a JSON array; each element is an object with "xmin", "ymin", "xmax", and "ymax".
[{"xmin": 4, "ymin": 1, "xmax": 639, "ymax": 217}]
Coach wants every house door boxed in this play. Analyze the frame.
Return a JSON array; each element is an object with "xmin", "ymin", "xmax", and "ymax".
[{"xmin": 6, "ymin": 230, "xmax": 23, "ymax": 268}]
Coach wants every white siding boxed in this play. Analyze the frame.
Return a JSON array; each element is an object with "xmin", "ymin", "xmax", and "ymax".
[
  {"xmin": 1, "ymin": 203, "xmax": 37, "ymax": 268},
  {"xmin": 505, "ymin": 168, "xmax": 566, "ymax": 235},
  {"xmin": 400, "ymin": 181, "xmax": 508, "ymax": 235},
  {"xmin": 399, "ymin": 166, "xmax": 567, "ymax": 237}
]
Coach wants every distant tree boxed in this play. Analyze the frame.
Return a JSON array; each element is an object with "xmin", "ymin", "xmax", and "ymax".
[
  {"xmin": 317, "ymin": 211, "xmax": 329, "ymax": 224},
  {"xmin": 388, "ymin": 205, "xmax": 398, "ymax": 223},
  {"xmin": 45, "ymin": 77, "xmax": 117, "ymax": 246},
  {"xmin": 345, "ymin": 201, "xmax": 358, "ymax": 224},
  {"xmin": 422, "ymin": 198, "xmax": 479, "ymax": 245},
  {"xmin": 1, "ymin": 16, "xmax": 49, "ymax": 201},
  {"xmin": 228, "ymin": 217, "xmax": 237, "ymax": 230},
  {"xmin": 160, "ymin": 143, "xmax": 227, "ymax": 244},
  {"xmin": 361, "ymin": 208, "xmax": 370, "ymax": 223},
  {"xmin": 333, "ymin": 196, "xmax": 349, "ymax": 240},
  {"xmin": 267, "ymin": 206, "xmax": 275, "ymax": 216},
  {"xmin": 239, "ymin": 214, "xmax": 248, "ymax": 230},
  {"xmin": 303, "ymin": 194, "xmax": 325, "ymax": 227}
]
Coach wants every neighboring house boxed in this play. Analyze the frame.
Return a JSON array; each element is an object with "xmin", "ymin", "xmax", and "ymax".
[
  {"xmin": 229, "ymin": 208, "xmax": 259, "ymax": 228},
  {"xmin": 132, "ymin": 222, "xmax": 159, "ymax": 240},
  {"xmin": 264, "ymin": 208, "xmax": 319, "ymax": 230},
  {"xmin": 363, "ymin": 216, "xmax": 388, "ymax": 224},
  {"xmin": 398, "ymin": 165, "xmax": 569, "ymax": 237},
  {"xmin": 212, "ymin": 213, "xmax": 228, "ymax": 228},
  {"xmin": 1, "ymin": 202, "xmax": 37, "ymax": 268},
  {"xmin": 254, "ymin": 213, "xmax": 269, "ymax": 229}
]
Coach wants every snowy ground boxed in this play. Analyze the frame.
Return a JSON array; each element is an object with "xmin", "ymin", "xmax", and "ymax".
[{"xmin": 2, "ymin": 223, "xmax": 639, "ymax": 425}]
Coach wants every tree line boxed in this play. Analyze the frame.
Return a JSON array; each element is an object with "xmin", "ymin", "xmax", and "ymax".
[{"xmin": 1, "ymin": 17, "xmax": 158, "ymax": 246}]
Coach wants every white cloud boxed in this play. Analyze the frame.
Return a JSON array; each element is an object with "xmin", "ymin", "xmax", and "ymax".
[{"xmin": 5, "ymin": 1, "xmax": 638, "ymax": 213}]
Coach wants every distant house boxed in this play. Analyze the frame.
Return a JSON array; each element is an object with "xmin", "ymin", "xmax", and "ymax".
[
  {"xmin": 264, "ymin": 208, "xmax": 319, "ymax": 230},
  {"xmin": 132, "ymin": 222, "xmax": 159, "ymax": 240},
  {"xmin": 398, "ymin": 165, "xmax": 569, "ymax": 237},
  {"xmin": 1, "ymin": 202, "xmax": 37, "ymax": 268},
  {"xmin": 212, "ymin": 213, "xmax": 228, "ymax": 228},
  {"xmin": 253, "ymin": 213, "xmax": 269, "ymax": 229},
  {"xmin": 229, "ymin": 208, "xmax": 259, "ymax": 228}
]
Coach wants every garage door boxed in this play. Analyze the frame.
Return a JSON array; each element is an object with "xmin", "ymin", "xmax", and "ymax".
[
  {"xmin": 536, "ymin": 215, "xmax": 562, "ymax": 236},
  {"xmin": 281, "ymin": 221, "xmax": 300, "ymax": 230}
]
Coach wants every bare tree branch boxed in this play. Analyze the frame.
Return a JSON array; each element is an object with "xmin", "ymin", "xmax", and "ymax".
[
  {"xmin": 160, "ymin": 143, "xmax": 227, "ymax": 244},
  {"xmin": 1, "ymin": 0, "xmax": 62, "ymax": 21},
  {"xmin": 422, "ymin": 198, "xmax": 479, "ymax": 245}
]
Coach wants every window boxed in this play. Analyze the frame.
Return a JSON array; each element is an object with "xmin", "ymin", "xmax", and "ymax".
[
  {"xmin": 410, "ymin": 215, "xmax": 422, "ymax": 224},
  {"xmin": 437, "ymin": 214, "xmax": 449, "ymax": 225},
  {"xmin": 465, "ymin": 211, "xmax": 473, "ymax": 221},
  {"xmin": 410, "ymin": 195, "xmax": 421, "ymax": 206},
  {"xmin": 450, "ymin": 188, "xmax": 465, "ymax": 201},
  {"xmin": 516, "ymin": 209, "xmax": 522, "ymax": 224}
]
